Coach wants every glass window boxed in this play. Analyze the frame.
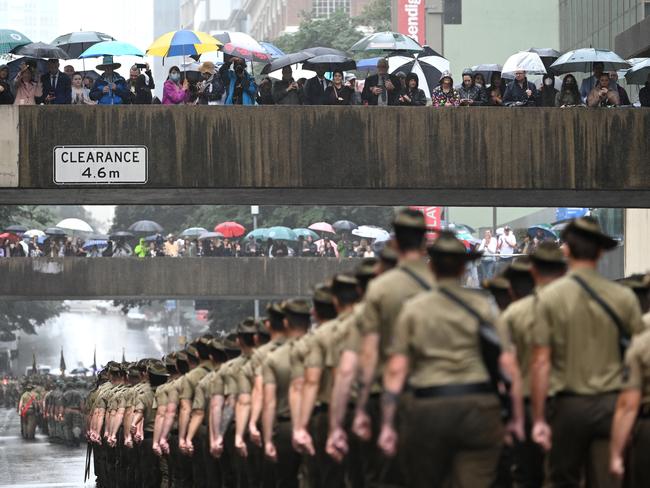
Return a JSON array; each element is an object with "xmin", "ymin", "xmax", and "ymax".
[
  {"xmin": 645, "ymin": 1, "xmax": 650, "ymax": 18},
  {"xmin": 444, "ymin": 0, "xmax": 462, "ymax": 24}
]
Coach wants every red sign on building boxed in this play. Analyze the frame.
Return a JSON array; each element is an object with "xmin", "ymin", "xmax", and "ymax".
[
  {"xmin": 397, "ymin": 0, "xmax": 426, "ymax": 45},
  {"xmin": 409, "ymin": 206, "xmax": 442, "ymax": 241}
]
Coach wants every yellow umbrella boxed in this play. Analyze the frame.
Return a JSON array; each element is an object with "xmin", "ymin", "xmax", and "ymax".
[{"xmin": 146, "ymin": 29, "xmax": 221, "ymax": 58}]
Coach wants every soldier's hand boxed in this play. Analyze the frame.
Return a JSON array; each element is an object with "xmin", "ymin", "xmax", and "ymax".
[
  {"xmin": 160, "ymin": 438, "xmax": 170, "ymax": 455},
  {"xmin": 134, "ymin": 432, "xmax": 143, "ymax": 444},
  {"xmin": 610, "ymin": 454, "xmax": 625, "ymax": 479},
  {"xmin": 292, "ymin": 428, "xmax": 314, "ymax": 456},
  {"xmin": 186, "ymin": 439, "xmax": 194, "ymax": 456},
  {"xmin": 210, "ymin": 436, "xmax": 224, "ymax": 458},
  {"xmin": 264, "ymin": 441, "xmax": 278, "ymax": 462},
  {"xmin": 504, "ymin": 418, "xmax": 525, "ymax": 446},
  {"xmin": 326, "ymin": 427, "xmax": 348, "ymax": 463},
  {"xmin": 377, "ymin": 424, "xmax": 398, "ymax": 458},
  {"xmin": 352, "ymin": 410, "xmax": 372, "ymax": 441},
  {"xmin": 235, "ymin": 434, "xmax": 248, "ymax": 458},
  {"xmin": 125, "ymin": 438, "xmax": 133, "ymax": 449},
  {"xmin": 129, "ymin": 424, "xmax": 137, "ymax": 436},
  {"xmin": 179, "ymin": 437, "xmax": 188, "ymax": 453},
  {"xmin": 249, "ymin": 423, "xmax": 262, "ymax": 447},
  {"xmin": 532, "ymin": 420, "xmax": 552, "ymax": 452},
  {"xmin": 152, "ymin": 442, "xmax": 162, "ymax": 457}
]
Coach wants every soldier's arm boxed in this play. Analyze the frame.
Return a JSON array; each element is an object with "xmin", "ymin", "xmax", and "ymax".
[
  {"xmin": 111, "ymin": 407, "xmax": 125, "ymax": 438},
  {"xmin": 329, "ymin": 349, "xmax": 358, "ymax": 433},
  {"xmin": 178, "ymin": 398, "xmax": 192, "ymax": 448},
  {"xmin": 152, "ymin": 404, "xmax": 167, "ymax": 452},
  {"xmin": 123, "ymin": 406, "xmax": 133, "ymax": 444},
  {"xmin": 262, "ymin": 383, "xmax": 277, "ymax": 460},
  {"xmin": 160, "ymin": 401, "xmax": 177, "ymax": 444},
  {"xmin": 610, "ymin": 389, "xmax": 641, "ymax": 478},
  {"xmin": 500, "ymin": 350, "xmax": 525, "ymax": 442},
  {"xmin": 235, "ymin": 392, "xmax": 251, "ymax": 454},
  {"xmin": 186, "ymin": 408, "xmax": 204, "ymax": 449},
  {"xmin": 378, "ymin": 353, "xmax": 409, "ymax": 457},
  {"xmin": 355, "ymin": 332, "xmax": 379, "ymax": 435},
  {"xmin": 131, "ymin": 409, "xmax": 144, "ymax": 432},
  {"xmin": 209, "ymin": 394, "xmax": 225, "ymax": 457},
  {"xmin": 530, "ymin": 346, "xmax": 551, "ymax": 449},
  {"xmin": 248, "ymin": 374, "xmax": 264, "ymax": 442}
]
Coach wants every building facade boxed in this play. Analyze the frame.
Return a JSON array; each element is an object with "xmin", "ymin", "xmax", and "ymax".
[
  {"xmin": 0, "ymin": 0, "xmax": 60, "ymax": 43},
  {"xmin": 180, "ymin": 0, "xmax": 247, "ymax": 32}
]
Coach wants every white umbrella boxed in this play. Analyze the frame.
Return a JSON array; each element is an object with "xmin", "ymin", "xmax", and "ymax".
[
  {"xmin": 24, "ymin": 229, "xmax": 45, "ymax": 238},
  {"xmin": 56, "ymin": 218, "xmax": 94, "ymax": 233},
  {"xmin": 550, "ymin": 48, "xmax": 630, "ymax": 74},
  {"xmin": 502, "ymin": 51, "xmax": 547, "ymax": 75},
  {"xmin": 624, "ymin": 58, "xmax": 650, "ymax": 84},
  {"xmin": 352, "ymin": 225, "xmax": 390, "ymax": 241}
]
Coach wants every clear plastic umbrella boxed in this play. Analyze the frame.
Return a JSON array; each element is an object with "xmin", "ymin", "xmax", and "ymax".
[
  {"xmin": 502, "ymin": 51, "xmax": 547, "ymax": 75},
  {"xmin": 56, "ymin": 218, "xmax": 94, "ymax": 233},
  {"xmin": 624, "ymin": 58, "xmax": 650, "ymax": 84},
  {"xmin": 550, "ymin": 48, "xmax": 630, "ymax": 74}
]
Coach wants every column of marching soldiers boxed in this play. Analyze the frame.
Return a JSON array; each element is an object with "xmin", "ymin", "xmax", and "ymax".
[{"xmin": 76, "ymin": 210, "xmax": 650, "ymax": 488}]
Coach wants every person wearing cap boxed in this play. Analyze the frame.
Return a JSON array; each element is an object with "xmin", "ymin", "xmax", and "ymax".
[
  {"xmin": 90, "ymin": 56, "xmax": 129, "ymax": 105},
  {"xmin": 125, "ymin": 62, "xmax": 155, "ymax": 105},
  {"xmin": 62, "ymin": 376, "xmax": 85, "ymax": 447},
  {"xmin": 0, "ymin": 64, "xmax": 14, "ymax": 104},
  {"xmin": 378, "ymin": 231, "xmax": 524, "ymax": 487},
  {"xmin": 432, "ymin": 71, "xmax": 461, "ymax": 107},
  {"xmin": 361, "ymin": 58, "xmax": 401, "ymax": 106},
  {"xmin": 37, "ymin": 58, "xmax": 71, "ymax": 105},
  {"xmin": 196, "ymin": 61, "xmax": 225, "ymax": 105},
  {"xmin": 353, "ymin": 209, "xmax": 434, "ymax": 487},
  {"xmin": 503, "ymin": 69, "xmax": 538, "ymax": 107},
  {"xmin": 458, "ymin": 67, "xmax": 487, "ymax": 106},
  {"xmin": 86, "ymin": 369, "xmax": 113, "ymax": 488},
  {"xmin": 262, "ymin": 298, "xmax": 312, "ymax": 486},
  {"xmin": 497, "ymin": 245, "xmax": 566, "ymax": 488},
  {"xmin": 219, "ymin": 55, "xmax": 257, "ymax": 106},
  {"xmin": 530, "ymin": 217, "xmax": 644, "ymax": 487},
  {"xmin": 344, "ymin": 72, "xmax": 361, "ymax": 105},
  {"xmin": 398, "ymin": 72, "xmax": 427, "ymax": 106}
]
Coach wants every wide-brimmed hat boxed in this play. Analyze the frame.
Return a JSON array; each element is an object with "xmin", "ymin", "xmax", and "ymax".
[
  {"xmin": 530, "ymin": 241, "xmax": 566, "ymax": 265},
  {"xmin": 561, "ymin": 217, "xmax": 617, "ymax": 250},
  {"xmin": 237, "ymin": 317, "xmax": 258, "ymax": 335},
  {"xmin": 393, "ymin": 209, "xmax": 426, "ymax": 230},
  {"xmin": 482, "ymin": 276, "xmax": 510, "ymax": 291},
  {"xmin": 199, "ymin": 61, "xmax": 216, "ymax": 74},
  {"xmin": 428, "ymin": 231, "xmax": 482, "ymax": 261},
  {"xmin": 313, "ymin": 283, "xmax": 333, "ymax": 305},
  {"xmin": 96, "ymin": 55, "xmax": 121, "ymax": 71},
  {"xmin": 282, "ymin": 298, "xmax": 312, "ymax": 317}
]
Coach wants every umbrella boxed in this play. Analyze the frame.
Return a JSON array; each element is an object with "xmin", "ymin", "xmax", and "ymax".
[
  {"xmin": 259, "ymin": 41, "xmax": 285, "ymax": 59},
  {"xmin": 5, "ymin": 57, "xmax": 47, "ymax": 84},
  {"xmin": 79, "ymin": 69, "xmax": 100, "ymax": 81},
  {"xmin": 144, "ymin": 234, "xmax": 161, "ymax": 242},
  {"xmin": 308, "ymin": 222, "xmax": 337, "ymax": 234},
  {"xmin": 267, "ymin": 226, "xmax": 298, "ymax": 242},
  {"xmin": 86, "ymin": 233, "xmax": 110, "ymax": 241},
  {"xmin": 550, "ymin": 48, "xmax": 630, "ymax": 74},
  {"xmin": 389, "ymin": 54, "xmax": 450, "ymax": 98},
  {"xmin": 83, "ymin": 239, "xmax": 108, "ymax": 250},
  {"xmin": 502, "ymin": 51, "xmax": 547, "ymax": 75},
  {"xmin": 267, "ymin": 64, "xmax": 316, "ymax": 81},
  {"xmin": 526, "ymin": 47, "xmax": 561, "ymax": 70},
  {"xmin": 198, "ymin": 231, "xmax": 224, "ymax": 240},
  {"xmin": 303, "ymin": 47, "xmax": 348, "ymax": 57},
  {"xmin": 303, "ymin": 54, "xmax": 356, "ymax": 72},
  {"xmin": 180, "ymin": 227, "xmax": 208, "ymax": 238},
  {"xmin": 0, "ymin": 29, "xmax": 31, "ymax": 54},
  {"xmin": 56, "ymin": 218, "xmax": 94, "ymax": 233},
  {"xmin": 261, "ymin": 51, "xmax": 315, "ymax": 75},
  {"xmin": 215, "ymin": 222, "xmax": 246, "ymax": 238},
  {"xmin": 79, "ymin": 40, "xmax": 144, "ymax": 59},
  {"xmin": 110, "ymin": 231, "xmax": 134, "ymax": 239},
  {"xmin": 527, "ymin": 225, "xmax": 558, "ymax": 240},
  {"xmin": 128, "ymin": 220, "xmax": 163, "ymax": 233},
  {"xmin": 332, "ymin": 220, "xmax": 358, "ymax": 232},
  {"xmin": 624, "ymin": 58, "xmax": 650, "ymax": 84},
  {"xmin": 356, "ymin": 57, "xmax": 382, "ymax": 73},
  {"xmin": 147, "ymin": 29, "xmax": 222, "ymax": 58},
  {"xmin": 44, "ymin": 227, "xmax": 67, "ymax": 236},
  {"xmin": 471, "ymin": 64, "xmax": 514, "ymax": 81},
  {"xmin": 11, "ymin": 42, "xmax": 70, "ymax": 59},
  {"xmin": 352, "ymin": 225, "xmax": 391, "ymax": 241},
  {"xmin": 51, "ymin": 31, "xmax": 115, "ymax": 58},
  {"xmin": 245, "ymin": 228, "xmax": 270, "ymax": 241},
  {"xmin": 350, "ymin": 32, "xmax": 423, "ymax": 54},
  {"xmin": 23, "ymin": 229, "xmax": 45, "ymax": 238},
  {"xmin": 213, "ymin": 31, "xmax": 270, "ymax": 62},
  {"xmin": 0, "ymin": 232, "xmax": 19, "ymax": 243},
  {"xmin": 4, "ymin": 224, "xmax": 27, "ymax": 233},
  {"xmin": 292, "ymin": 228, "xmax": 320, "ymax": 240}
]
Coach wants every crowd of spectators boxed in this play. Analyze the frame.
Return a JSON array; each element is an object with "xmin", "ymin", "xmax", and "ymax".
[{"xmin": 1, "ymin": 57, "xmax": 648, "ymax": 107}]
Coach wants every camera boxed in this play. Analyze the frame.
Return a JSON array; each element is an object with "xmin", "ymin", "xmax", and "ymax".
[{"xmin": 135, "ymin": 63, "xmax": 147, "ymax": 70}]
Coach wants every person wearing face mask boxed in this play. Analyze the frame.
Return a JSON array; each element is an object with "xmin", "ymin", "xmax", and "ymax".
[
  {"xmin": 70, "ymin": 72, "xmax": 95, "ymax": 105},
  {"xmin": 125, "ymin": 63, "xmax": 155, "ymax": 105},
  {"xmin": 219, "ymin": 56, "xmax": 257, "ymax": 105},
  {"xmin": 474, "ymin": 73, "xmax": 487, "ymax": 90},
  {"xmin": 325, "ymin": 70, "xmax": 353, "ymax": 105},
  {"xmin": 537, "ymin": 74, "xmax": 558, "ymax": 107},
  {"xmin": 162, "ymin": 66, "xmax": 189, "ymax": 105},
  {"xmin": 555, "ymin": 74, "xmax": 582, "ymax": 107},
  {"xmin": 196, "ymin": 61, "xmax": 224, "ymax": 105}
]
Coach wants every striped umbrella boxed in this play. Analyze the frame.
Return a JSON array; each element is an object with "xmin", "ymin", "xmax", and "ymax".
[
  {"xmin": 146, "ymin": 30, "xmax": 222, "ymax": 58},
  {"xmin": 389, "ymin": 54, "xmax": 450, "ymax": 99}
]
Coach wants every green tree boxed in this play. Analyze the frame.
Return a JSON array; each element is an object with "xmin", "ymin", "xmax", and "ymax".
[{"xmin": 357, "ymin": 0, "xmax": 392, "ymax": 32}]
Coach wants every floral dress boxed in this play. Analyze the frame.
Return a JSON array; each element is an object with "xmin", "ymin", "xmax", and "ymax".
[{"xmin": 431, "ymin": 86, "xmax": 461, "ymax": 107}]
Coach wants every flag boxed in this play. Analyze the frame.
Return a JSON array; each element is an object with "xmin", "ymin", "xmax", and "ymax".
[
  {"xmin": 121, "ymin": 348, "xmax": 126, "ymax": 363},
  {"xmin": 91, "ymin": 346, "xmax": 97, "ymax": 375},
  {"xmin": 31, "ymin": 353, "xmax": 37, "ymax": 376},
  {"xmin": 59, "ymin": 348, "xmax": 66, "ymax": 375}
]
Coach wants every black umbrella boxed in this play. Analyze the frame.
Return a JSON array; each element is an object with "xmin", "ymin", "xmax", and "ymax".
[
  {"xmin": 110, "ymin": 231, "xmax": 134, "ymax": 239},
  {"xmin": 6, "ymin": 57, "xmax": 48, "ymax": 84},
  {"xmin": 527, "ymin": 47, "xmax": 561, "ymax": 71},
  {"xmin": 11, "ymin": 42, "xmax": 69, "ymax": 59},
  {"xmin": 44, "ymin": 227, "xmax": 67, "ymax": 236},
  {"xmin": 128, "ymin": 220, "xmax": 163, "ymax": 233},
  {"xmin": 87, "ymin": 233, "xmax": 110, "ymax": 241},
  {"xmin": 4, "ymin": 224, "xmax": 27, "ymax": 233},
  {"xmin": 261, "ymin": 51, "xmax": 314, "ymax": 74},
  {"xmin": 50, "ymin": 31, "xmax": 115, "ymax": 58},
  {"xmin": 303, "ymin": 54, "xmax": 356, "ymax": 72},
  {"xmin": 332, "ymin": 220, "xmax": 358, "ymax": 232}
]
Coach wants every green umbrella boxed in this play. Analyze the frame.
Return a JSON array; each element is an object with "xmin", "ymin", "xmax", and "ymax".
[
  {"xmin": 0, "ymin": 29, "xmax": 31, "ymax": 54},
  {"xmin": 293, "ymin": 228, "xmax": 320, "ymax": 240},
  {"xmin": 268, "ymin": 226, "xmax": 298, "ymax": 242},
  {"xmin": 245, "ymin": 228, "xmax": 270, "ymax": 241}
]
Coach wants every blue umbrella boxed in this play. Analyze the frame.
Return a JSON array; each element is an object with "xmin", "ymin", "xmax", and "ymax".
[
  {"xmin": 245, "ymin": 228, "xmax": 270, "ymax": 241},
  {"xmin": 527, "ymin": 225, "xmax": 558, "ymax": 240},
  {"xmin": 268, "ymin": 226, "xmax": 298, "ymax": 242},
  {"xmin": 292, "ymin": 228, "xmax": 320, "ymax": 240},
  {"xmin": 83, "ymin": 239, "xmax": 108, "ymax": 250},
  {"xmin": 79, "ymin": 41, "xmax": 144, "ymax": 59},
  {"xmin": 180, "ymin": 227, "xmax": 208, "ymax": 238},
  {"xmin": 260, "ymin": 41, "xmax": 285, "ymax": 59},
  {"xmin": 356, "ymin": 57, "xmax": 382, "ymax": 72}
]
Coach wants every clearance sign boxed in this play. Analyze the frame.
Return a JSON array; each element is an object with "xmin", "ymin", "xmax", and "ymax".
[{"xmin": 397, "ymin": 0, "xmax": 426, "ymax": 45}]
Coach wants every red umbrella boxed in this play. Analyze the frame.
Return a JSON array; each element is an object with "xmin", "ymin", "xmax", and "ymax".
[
  {"xmin": 0, "ymin": 232, "xmax": 19, "ymax": 243},
  {"xmin": 214, "ymin": 222, "xmax": 246, "ymax": 238}
]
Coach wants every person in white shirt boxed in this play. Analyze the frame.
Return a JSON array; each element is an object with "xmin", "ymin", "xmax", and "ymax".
[
  {"xmin": 479, "ymin": 230, "xmax": 498, "ymax": 279},
  {"xmin": 498, "ymin": 226, "xmax": 517, "ymax": 255}
]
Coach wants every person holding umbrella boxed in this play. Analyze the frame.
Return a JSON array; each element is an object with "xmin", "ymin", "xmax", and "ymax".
[
  {"xmin": 273, "ymin": 66, "xmax": 303, "ymax": 105},
  {"xmin": 162, "ymin": 66, "xmax": 189, "ymax": 105},
  {"xmin": 587, "ymin": 72, "xmax": 620, "ymax": 107},
  {"xmin": 13, "ymin": 63, "xmax": 42, "ymax": 105},
  {"xmin": 579, "ymin": 62, "xmax": 615, "ymax": 103},
  {"xmin": 90, "ymin": 56, "xmax": 129, "ymax": 105},
  {"xmin": 555, "ymin": 74, "xmax": 582, "ymax": 107},
  {"xmin": 219, "ymin": 56, "xmax": 257, "ymax": 105},
  {"xmin": 0, "ymin": 65, "xmax": 14, "ymax": 104},
  {"xmin": 304, "ymin": 66, "xmax": 331, "ymax": 105},
  {"xmin": 504, "ymin": 70, "xmax": 538, "ymax": 107},
  {"xmin": 196, "ymin": 61, "xmax": 224, "ymax": 105},
  {"xmin": 361, "ymin": 58, "xmax": 400, "ymax": 106},
  {"xmin": 325, "ymin": 70, "xmax": 353, "ymax": 105}
]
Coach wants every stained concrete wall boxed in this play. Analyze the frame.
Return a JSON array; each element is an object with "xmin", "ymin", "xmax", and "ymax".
[
  {"xmin": 0, "ymin": 106, "xmax": 19, "ymax": 187},
  {"xmin": 624, "ymin": 209, "xmax": 650, "ymax": 276},
  {"xmin": 0, "ymin": 258, "xmax": 359, "ymax": 300}
]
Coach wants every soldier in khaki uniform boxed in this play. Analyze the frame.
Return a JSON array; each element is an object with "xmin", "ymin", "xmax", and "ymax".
[
  {"xmin": 355, "ymin": 209, "xmax": 434, "ymax": 488},
  {"xmin": 379, "ymin": 231, "xmax": 524, "ymax": 488},
  {"xmin": 498, "ymin": 243, "xmax": 567, "ymax": 488},
  {"xmin": 530, "ymin": 217, "xmax": 645, "ymax": 487},
  {"xmin": 263, "ymin": 299, "xmax": 312, "ymax": 488},
  {"xmin": 610, "ymin": 301, "xmax": 650, "ymax": 487}
]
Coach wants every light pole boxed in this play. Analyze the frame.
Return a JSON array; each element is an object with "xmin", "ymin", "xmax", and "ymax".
[{"xmin": 252, "ymin": 205, "xmax": 260, "ymax": 319}]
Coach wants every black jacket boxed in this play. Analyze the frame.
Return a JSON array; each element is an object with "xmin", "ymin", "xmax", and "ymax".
[
  {"xmin": 303, "ymin": 76, "xmax": 331, "ymax": 105},
  {"xmin": 399, "ymin": 87, "xmax": 427, "ymax": 106},
  {"xmin": 0, "ymin": 79, "xmax": 14, "ymax": 104},
  {"xmin": 196, "ymin": 73, "xmax": 224, "ymax": 105},
  {"xmin": 361, "ymin": 73, "xmax": 401, "ymax": 105},
  {"xmin": 272, "ymin": 79, "xmax": 303, "ymax": 105},
  {"xmin": 324, "ymin": 84, "xmax": 353, "ymax": 105},
  {"xmin": 38, "ymin": 71, "xmax": 71, "ymax": 104},
  {"xmin": 503, "ymin": 79, "xmax": 538, "ymax": 106},
  {"xmin": 640, "ymin": 84, "xmax": 650, "ymax": 107},
  {"xmin": 126, "ymin": 70, "xmax": 155, "ymax": 104}
]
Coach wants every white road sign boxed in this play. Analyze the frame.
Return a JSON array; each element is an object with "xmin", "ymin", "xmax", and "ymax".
[{"xmin": 53, "ymin": 145, "xmax": 148, "ymax": 184}]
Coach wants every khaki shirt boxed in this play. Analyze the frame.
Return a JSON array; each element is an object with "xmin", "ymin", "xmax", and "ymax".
[
  {"xmin": 389, "ymin": 279, "xmax": 504, "ymax": 389},
  {"xmin": 360, "ymin": 259, "xmax": 434, "ymax": 366},
  {"xmin": 642, "ymin": 312, "xmax": 650, "ymax": 330},
  {"xmin": 262, "ymin": 338, "xmax": 293, "ymax": 418},
  {"xmin": 134, "ymin": 383, "xmax": 156, "ymax": 432},
  {"xmin": 192, "ymin": 368, "xmax": 221, "ymax": 412},
  {"xmin": 224, "ymin": 355, "xmax": 250, "ymax": 397},
  {"xmin": 152, "ymin": 381, "xmax": 169, "ymax": 410},
  {"xmin": 236, "ymin": 354, "xmax": 257, "ymax": 396},
  {"xmin": 339, "ymin": 302, "xmax": 365, "ymax": 358},
  {"xmin": 179, "ymin": 363, "xmax": 213, "ymax": 402},
  {"xmin": 622, "ymin": 329, "xmax": 650, "ymax": 404},
  {"xmin": 533, "ymin": 267, "xmax": 644, "ymax": 394}
]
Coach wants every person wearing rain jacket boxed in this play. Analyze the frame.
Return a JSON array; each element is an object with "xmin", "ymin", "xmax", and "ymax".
[
  {"xmin": 398, "ymin": 73, "xmax": 427, "ymax": 106},
  {"xmin": 134, "ymin": 238, "xmax": 147, "ymax": 258},
  {"xmin": 90, "ymin": 56, "xmax": 129, "ymax": 105},
  {"xmin": 432, "ymin": 71, "xmax": 461, "ymax": 107},
  {"xmin": 219, "ymin": 56, "xmax": 257, "ymax": 105}
]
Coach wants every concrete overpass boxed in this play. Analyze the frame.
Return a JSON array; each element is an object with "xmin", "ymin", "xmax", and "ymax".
[
  {"xmin": 1, "ymin": 106, "xmax": 649, "ymax": 206},
  {"xmin": 0, "ymin": 258, "xmax": 358, "ymax": 300}
]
